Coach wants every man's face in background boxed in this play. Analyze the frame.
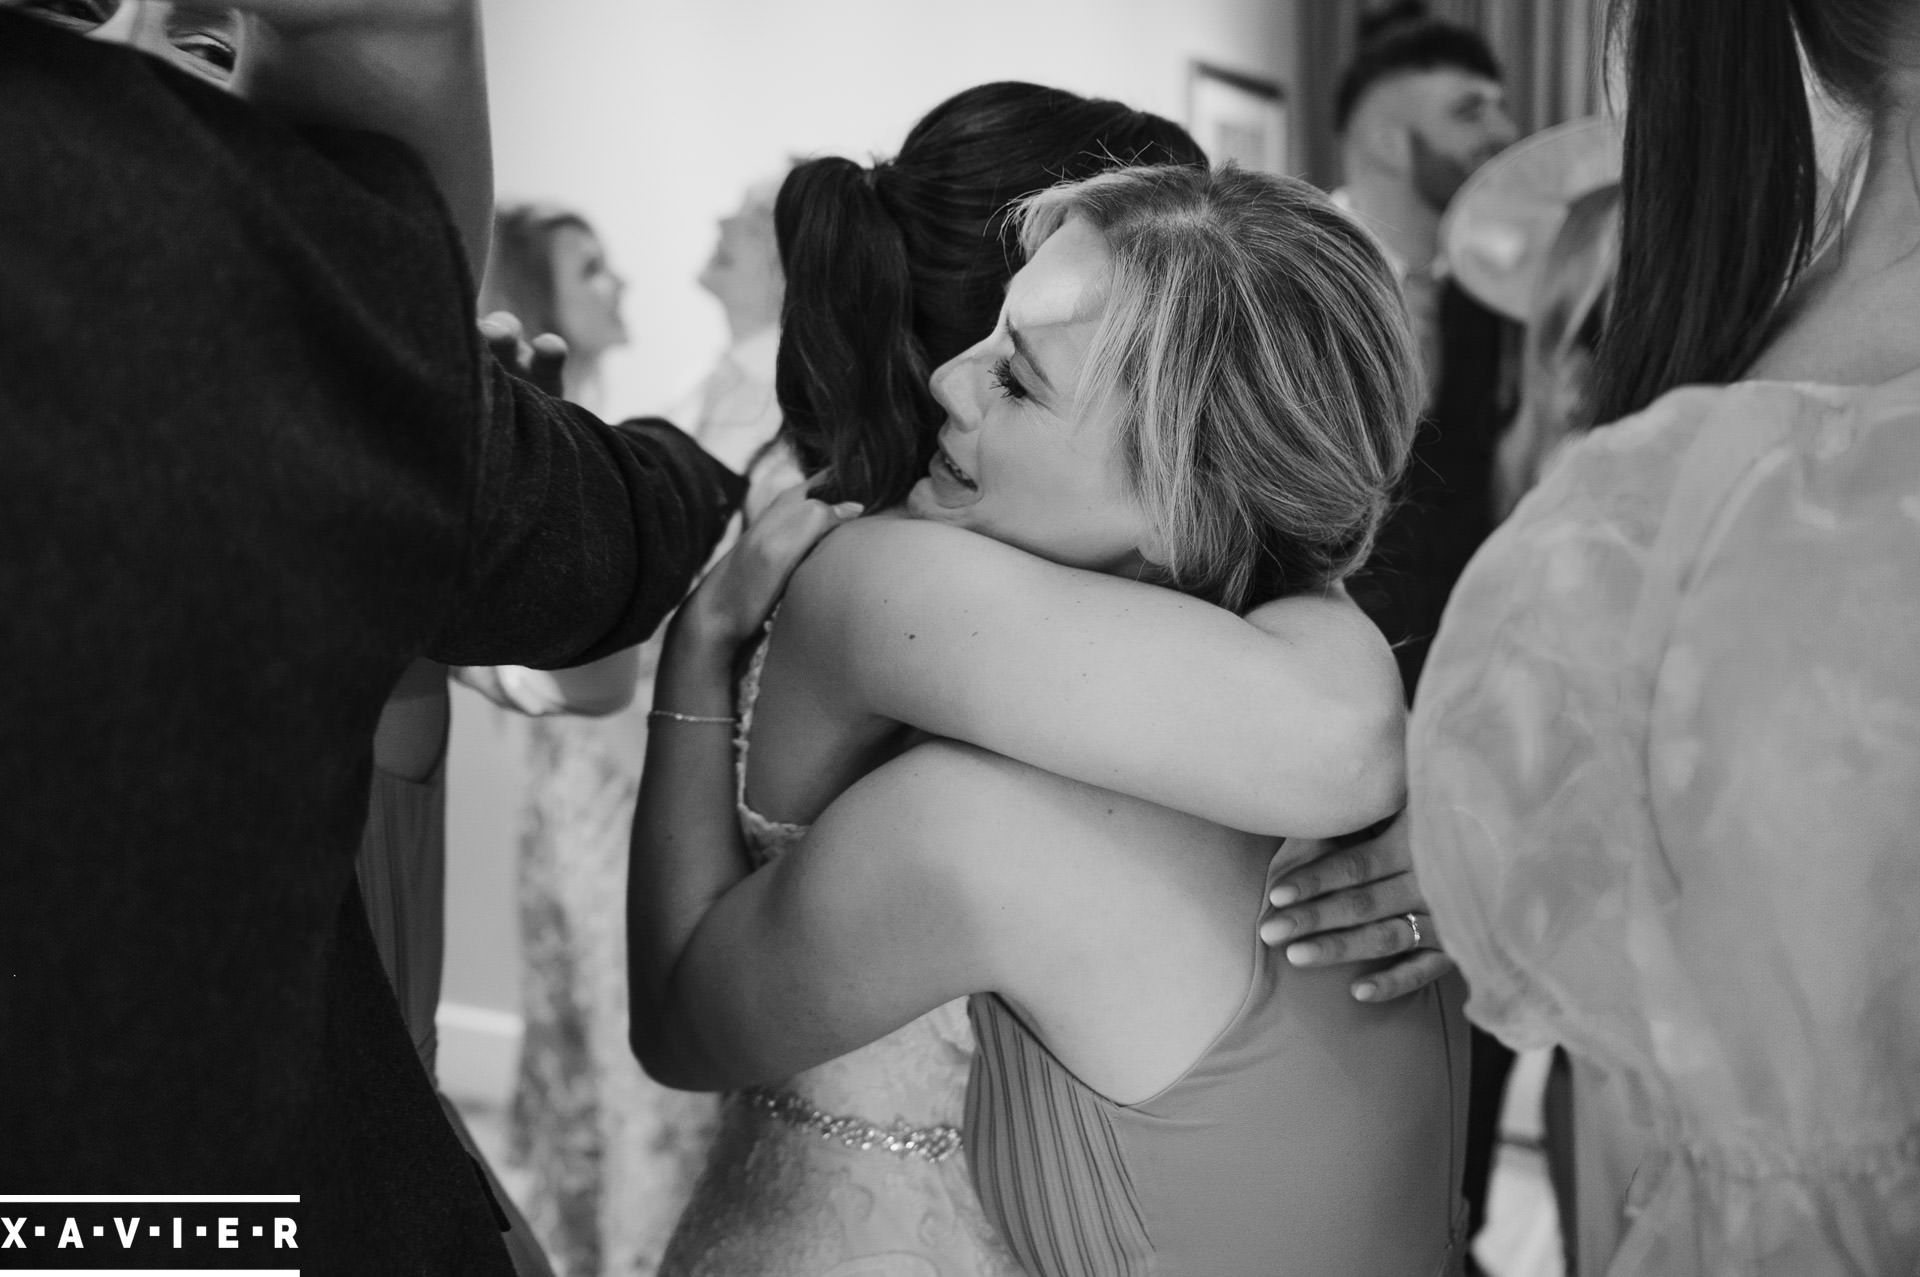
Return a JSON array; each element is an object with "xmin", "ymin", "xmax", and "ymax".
[{"xmin": 1400, "ymin": 67, "xmax": 1517, "ymax": 210}]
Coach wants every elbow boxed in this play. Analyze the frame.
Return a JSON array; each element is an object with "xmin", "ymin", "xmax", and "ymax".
[
  {"xmin": 1337, "ymin": 700, "xmax": 1408, "ymax": 829},
  {"xmin": 1262, "ymin": 696, "xmax": 1407, "ymax": 838}
]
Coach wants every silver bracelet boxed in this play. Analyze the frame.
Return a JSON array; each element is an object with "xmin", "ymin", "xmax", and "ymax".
[{"xmin": 647, "ymin": 709, "xmax": 738, "ymax": 726}]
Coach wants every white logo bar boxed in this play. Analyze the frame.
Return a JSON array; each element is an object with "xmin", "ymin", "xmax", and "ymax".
[{"xmin": 0, "ymin": 1196, "xmax": 299, "ymax": 1204}]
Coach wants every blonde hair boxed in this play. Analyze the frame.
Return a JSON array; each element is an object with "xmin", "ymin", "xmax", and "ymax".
[{"xmin": 1014, "ymin": 165, "xmax": 1420, "ymax": 611}]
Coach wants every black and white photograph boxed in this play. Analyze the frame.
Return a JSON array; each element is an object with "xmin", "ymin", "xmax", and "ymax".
[{"xmin": 4, "ymin": 0, "xmax": 1917, "ymax": 1274}]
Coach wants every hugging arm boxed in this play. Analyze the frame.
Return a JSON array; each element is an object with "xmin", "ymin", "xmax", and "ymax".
[
  {"xmin": 626, "ymin": 492, "xmax": 950, "ymax": 1088},
  {"xmin": 629, "ymin": 742, "xmax": 999, "ymax": 1091},
  {"xmin": 775, "ymin": 517, "xmax": 1407, "ymax": 840}
]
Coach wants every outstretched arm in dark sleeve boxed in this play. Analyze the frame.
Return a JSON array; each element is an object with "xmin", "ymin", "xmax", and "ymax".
[{"xmin": 428, "ymin": 362, "xmax": 747, "ymax": 669}]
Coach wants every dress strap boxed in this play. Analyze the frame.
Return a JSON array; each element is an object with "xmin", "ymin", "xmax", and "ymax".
[{"xmin": 732, "ymin": 605, "xmax": 780, "ymax": 817}]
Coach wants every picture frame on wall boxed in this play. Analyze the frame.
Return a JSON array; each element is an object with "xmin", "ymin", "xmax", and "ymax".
[{"xmin": 1188, "ymin": 62, "xmax": 1289, "ymax": 175}]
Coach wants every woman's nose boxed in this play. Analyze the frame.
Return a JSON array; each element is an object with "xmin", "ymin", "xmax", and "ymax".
[{"xmin": 930, "ymin": 346, "xmax": 987, "ymax": 431}]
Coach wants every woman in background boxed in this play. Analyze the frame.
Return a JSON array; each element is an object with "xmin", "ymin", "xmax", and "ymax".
[
  {"xmin": 1410, "ymin": 0, "xmax": 1920, "ymax": 1271},
  {"xmin": 484, "ymin": 202, "xmax": 630, "ymax": 410},
  {"xmin": 473, "ymin": 202, "xmax": 723, "ymax": 1277}
]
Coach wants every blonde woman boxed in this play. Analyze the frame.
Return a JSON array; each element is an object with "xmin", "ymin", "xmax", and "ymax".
[{"xmin": 632, "ymin": 166, "xmax": 1470, "ymax": 1275}]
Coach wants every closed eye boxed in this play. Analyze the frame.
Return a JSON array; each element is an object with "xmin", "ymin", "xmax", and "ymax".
[
  {"xmin": 989, "ymin": 357, "xmax": 1029, "ymax": 402},
  {"xmin": 171, "ymin": 30, "xmax": 237, "ymax": 78}
]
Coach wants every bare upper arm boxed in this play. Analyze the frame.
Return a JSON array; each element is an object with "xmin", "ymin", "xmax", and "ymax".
[{"xmin": 776, "ymin": 518, "xmax": 1407, "ymax": 836}]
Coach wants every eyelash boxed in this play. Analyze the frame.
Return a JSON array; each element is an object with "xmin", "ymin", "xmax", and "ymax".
[{"xmin": 989, "ymin": 357, "xmax": 1029, "ymax": 402}]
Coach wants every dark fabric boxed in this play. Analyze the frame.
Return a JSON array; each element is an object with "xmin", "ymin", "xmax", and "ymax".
[
  {"xmin": 1461, "ymin": 1025, "xmax": 1519, "ymax": 1275},
  {"xmin": 1351, "ymin": 280, "xmax": 1519, "ymax": 696},
  {"xmin": 0, "ymin": 17, "xmax": 741, "ymax": 1274},
  {"xmin": 1350, "ymin": 280, "xmax": 1516, "ymax": 1268}
]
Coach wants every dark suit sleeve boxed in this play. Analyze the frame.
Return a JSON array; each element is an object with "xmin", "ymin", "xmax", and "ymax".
[{"xmin": 427, "ymin": 360, "xmax": 747, "ymax": 669}]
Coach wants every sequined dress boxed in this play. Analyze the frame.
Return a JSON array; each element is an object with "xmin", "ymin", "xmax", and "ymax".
[{"xmin": 658, "ymin": 622, "xmax": 1022, "ymax": 1277}]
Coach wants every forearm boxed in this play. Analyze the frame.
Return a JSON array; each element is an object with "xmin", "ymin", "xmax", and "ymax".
[
  {"xmin": 626, "ymin": 611, "xmax": 754, "ymax": 1075},
  {"xmin": 230, "ymin": 0, "xmax": 491, "ymax": 273},
  {"xmin": 795, "ymin": 521, "xmax": 1406, "ymax": 836}
]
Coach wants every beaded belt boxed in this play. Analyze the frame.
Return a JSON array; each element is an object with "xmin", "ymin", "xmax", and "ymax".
[{"xmin": 739, "ymin": 1086, "xmax": 963, "ymax": 1163}]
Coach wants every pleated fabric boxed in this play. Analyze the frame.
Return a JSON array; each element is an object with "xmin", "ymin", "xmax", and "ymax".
[{"xmin": 965, "ymin": 926, "xmax": 1470, "ymax": 1276}]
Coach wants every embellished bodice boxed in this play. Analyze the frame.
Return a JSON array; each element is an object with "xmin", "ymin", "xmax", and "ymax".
[
  {"xmin": 658, "ymin": 616, "xmax": 1021, "ymax": 1276},
  {"xmin": 731, "ymin": 619, "xmax": 977, "ymax": 1130}
]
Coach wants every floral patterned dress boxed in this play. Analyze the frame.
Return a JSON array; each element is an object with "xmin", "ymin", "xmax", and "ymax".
[
  {"xmin": 1410, "ymin": 370, "xmax": 1920, "ymax": 1275},
  {"xmin": 510, "ymin": 658, "xmax": 721, "ymax": 1277}
]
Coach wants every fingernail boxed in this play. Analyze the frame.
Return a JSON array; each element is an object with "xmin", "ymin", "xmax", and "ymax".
[
  {"xmin": 833, "ymin": 502, "xmax": 863, "ymax": 517},
  {"xmin": 1354, "ymin": 982, "xmax": 1378, "ymax": 1002},
  {"xmin": 1264, "ymin": 917, "xmax": 1296, "ymax": 943},
  {"xmin": 1286, "ymin": 942, "xmax": 1321, "ymax": 965},
  {"xmin": 1268, "ymin": 885, "xmax": 1298, "ymax": 907}
]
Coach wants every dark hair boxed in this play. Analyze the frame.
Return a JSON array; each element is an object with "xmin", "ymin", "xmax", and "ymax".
[
  {"xmin": 1592, "ymin": 0, "xmax": 1902, "ymax": 423},
  {"xmin": 1333, "ymin": 8, "xmax": 1503, "ymax": 133},
  {"xmin": 481, "ymin": 203, "xmax": 593, "ymax": 340},
  {"xmin": 774, "ymin": 82, "xmax": 1206, "ymax": 507}
]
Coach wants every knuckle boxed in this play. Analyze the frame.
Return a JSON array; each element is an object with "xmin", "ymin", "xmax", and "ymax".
[{"xmin": 1345, "ymin": 884, "xmax": 1378, "ymax": 923}]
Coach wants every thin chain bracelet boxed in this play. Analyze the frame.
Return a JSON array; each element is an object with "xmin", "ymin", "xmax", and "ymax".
[
  {"xmin": 648, "ymin": 709, "xmax": 738, "ymax": 726},
  {"xmin": 739, "ymin": 1087, "xmax": 964, "ymax": 1162}
]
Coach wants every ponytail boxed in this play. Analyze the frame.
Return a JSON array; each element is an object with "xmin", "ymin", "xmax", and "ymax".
[
  {"xmin": 773, "ymin": 158, "xmax": 939, "ymax": 508},
  {"xmin": 1592, "ymin": 0, "xmax": 1818, "ymax": 423}
]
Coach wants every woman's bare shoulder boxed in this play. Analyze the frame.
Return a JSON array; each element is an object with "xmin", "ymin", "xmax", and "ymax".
[{"xmin": 782, "ymin": 514, "xmax": 1064, "ymax": 633}]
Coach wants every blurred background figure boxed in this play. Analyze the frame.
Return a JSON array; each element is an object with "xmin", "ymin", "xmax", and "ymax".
[
  {"xmin": 1492, "ymin": 179, "xmax": 1619, "ymax": 518},
  {"xmin": 477, "ymin": 199, "xmax": 750, "ymax": 1277},
  {"xmin": 1329, "ymin": 19, "xmax": 1524, "ymax": 1267},
  {"xmin": 1438, "ymin": 111, "xmax": 1622, "ymax": 1277},
  {"xmin": 1435, "ymin": 112, "xmax": 1622, "ymax": 519},
  {"xmin": 484, "ymin": 203, "xmax": 631, "ymax": 411},
  {"xmin": 1328, "ymin": 2, "xmax": 1517, "ymax": 387},
  {"xmin": 679, "ymin": 171, "xmax": 800, "ymax": 518}
]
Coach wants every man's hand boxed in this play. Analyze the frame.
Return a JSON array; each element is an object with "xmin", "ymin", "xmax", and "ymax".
[
  {"xmin": 1260, "ymin": 811, "xmax": 1456, "ymax": 1002},
  {"xmin": 480, "ymin": 311, "xmax": 570, "ymax": 399}
]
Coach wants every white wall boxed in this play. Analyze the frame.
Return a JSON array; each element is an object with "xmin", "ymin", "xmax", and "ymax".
[
  {"xmin": 441, "ymin": 0, "xmax": 1299, "ymax": 1101},
  {"xmin": 482, "ymin": 0, "xmax": 1299, "ymax": 416}
]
